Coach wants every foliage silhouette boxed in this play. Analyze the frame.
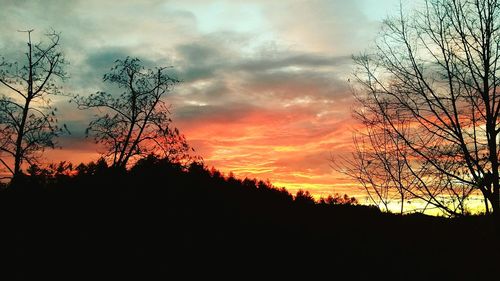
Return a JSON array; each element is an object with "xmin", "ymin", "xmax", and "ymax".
[{"xmin": 1, "ymin": 155, "xmax": 498, "ymax": 279}]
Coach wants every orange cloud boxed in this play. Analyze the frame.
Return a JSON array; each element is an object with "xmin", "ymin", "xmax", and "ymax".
[{"xmin": 173, "ymin": 96, "xmax": 364, "ymax": 199}]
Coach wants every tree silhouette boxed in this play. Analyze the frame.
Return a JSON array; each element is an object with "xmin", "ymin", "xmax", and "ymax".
[
  {"xmin": 345, "ymin": 0, "xmax": 500, "ymax": 216},
  {"xmin": 319, "ymin": 194, "xmax": 358, "ymax": 206},
  {"xmin": 0, "ymin": 30, "xmax": 66, "ymax": 180},
  {"xmin": 294, "ymin": 189, "xmax": 315, "ymax": 205},
  {"xmin": 73, "ymin": 57, "xmax": 188, "ymax": 168},
  {"xmin": 336, "ymin": 116, "xmax": 417, "ymax": 214}
]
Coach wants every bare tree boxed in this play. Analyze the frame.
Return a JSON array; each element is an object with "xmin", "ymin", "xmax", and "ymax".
[
  {"xmin": 338, "ymin": 101, "xmax": 429, "ymax": 214},
  {"xmin": 73, "ymin": 57, "xmax": 190, "ymax": 169},
  {"xmin": 0, "ymin": 30, "xmax": 66, "ymax": 180},
  {"xmin": 342, "ymin": 0, "xmax": 500, "ymax": 217}
]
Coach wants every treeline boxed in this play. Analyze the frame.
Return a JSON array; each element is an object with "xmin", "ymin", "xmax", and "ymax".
[
  {"xmin": 4, "ymin": 155, "xmax": 358, "ymax": 208},
  {"xmin": 1, "ymin": 155, "xmax": 498, "ymax": 279},
  {"xmin": 0, "ymin": 155, "xmax": 373, "ymax": 279}
]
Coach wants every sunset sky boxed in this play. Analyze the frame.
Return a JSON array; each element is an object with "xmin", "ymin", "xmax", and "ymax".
[{"xmin": 1, "ymin": 0, "xmax": 403, "ymax": 200}]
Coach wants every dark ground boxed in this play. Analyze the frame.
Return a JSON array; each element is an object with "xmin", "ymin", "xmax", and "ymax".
[{"xmin": 1, "ymin": 158, "xmax": 498, "ymax": 280}]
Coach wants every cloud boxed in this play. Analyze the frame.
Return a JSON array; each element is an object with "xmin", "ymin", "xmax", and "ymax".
[
  {"xmin": 261, "ymin": 0, "xmax": 382, "ymax": 54},
  {"xmin": 0, "ymin": 0, "xmax": 400, "ymax": 198}
]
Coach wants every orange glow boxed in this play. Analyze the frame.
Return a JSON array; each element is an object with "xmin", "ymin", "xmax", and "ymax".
[{"xmin": 170, "ymin": 101, "xmax": 366, "ymax": 199}]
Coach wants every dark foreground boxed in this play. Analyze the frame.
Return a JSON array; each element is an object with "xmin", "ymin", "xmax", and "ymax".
[{"xmin": 1, "ymin": 158, "xmax": 499, "ymax": 280}]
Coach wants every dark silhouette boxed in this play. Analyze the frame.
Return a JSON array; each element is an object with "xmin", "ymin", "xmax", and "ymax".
[
  {"xmin": 72, "ymin": 57, "xmax": 190, "ymax": 169},
  {"xmin": 1, "ymin": 155, "xmax": 498, "ymax": 279},
  {"xmin": 319, "ymin": 193, "xmax": 358, "ymax": 206},
  {"xmin": 0, "ymin": 30, "xmax": 67, "ymax": 180},
  {"xmin": 339, "ymin": 0, "xmax": 500, "ymax": 217},
  {"xmin": 294, "ymin": 189, "xmax": 315, "ymax": 205}
]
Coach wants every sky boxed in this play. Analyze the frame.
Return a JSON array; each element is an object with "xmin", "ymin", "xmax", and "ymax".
[{"xmin": 0, "ymin": 0, "xmax": 402, "ymax": 199}]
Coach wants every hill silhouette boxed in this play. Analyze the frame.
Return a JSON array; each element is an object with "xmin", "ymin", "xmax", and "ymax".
[{"xmin": 1, "ymin": 156, "xmax": 499, "ymax": 280}]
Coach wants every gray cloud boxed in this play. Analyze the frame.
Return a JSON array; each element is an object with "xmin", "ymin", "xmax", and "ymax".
[
  {"xmin": 167, "ymin": 35, "xmax": 353, "ymax": 119},
  {"xmin": 0, "ymin": 0, "xmax": 399, "ymax": 195},
  {"xmin": 173, "ymin": 102, "xmax": 259, "ymax": 123}
]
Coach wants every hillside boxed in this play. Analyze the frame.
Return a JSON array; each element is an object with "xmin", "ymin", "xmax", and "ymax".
[{"xmin": 1, "ymin": 157, "xmax": 499, "ymax": 280}]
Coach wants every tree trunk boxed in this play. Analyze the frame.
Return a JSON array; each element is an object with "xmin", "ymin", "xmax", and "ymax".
[
  {"xmin": 13, "ymin": 98, "xmax": 30, "ymax": 177},
  {"xmin": 400, "ymin": 192, "xmax": 404, "ymax": 215},
  {"xmin": 14, "ymin": 35, "xmax": 33, "ymax": 178},
  {"xmin": 492, "ymin": 188, "xmax": 500, "ymax": 218},
  {"xmin": 482, "ymin": 190, "xmax": 490, "ymax": 215}
]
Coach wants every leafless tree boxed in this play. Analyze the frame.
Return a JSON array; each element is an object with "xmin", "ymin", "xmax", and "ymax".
[
  {"xmin": 0, "ymin": 30, "xmax": 66, "ymax": 180},
  {"xmin": 339, "ymin": 102, "xmax": 433, "ymax": 215},
  {"xmin": 73, "ymin": 57, "xmax": 191, "ymax": 169},
  {"xmin": 342, "ymin": 0, "xmax": 500, "ymax": 217}
]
